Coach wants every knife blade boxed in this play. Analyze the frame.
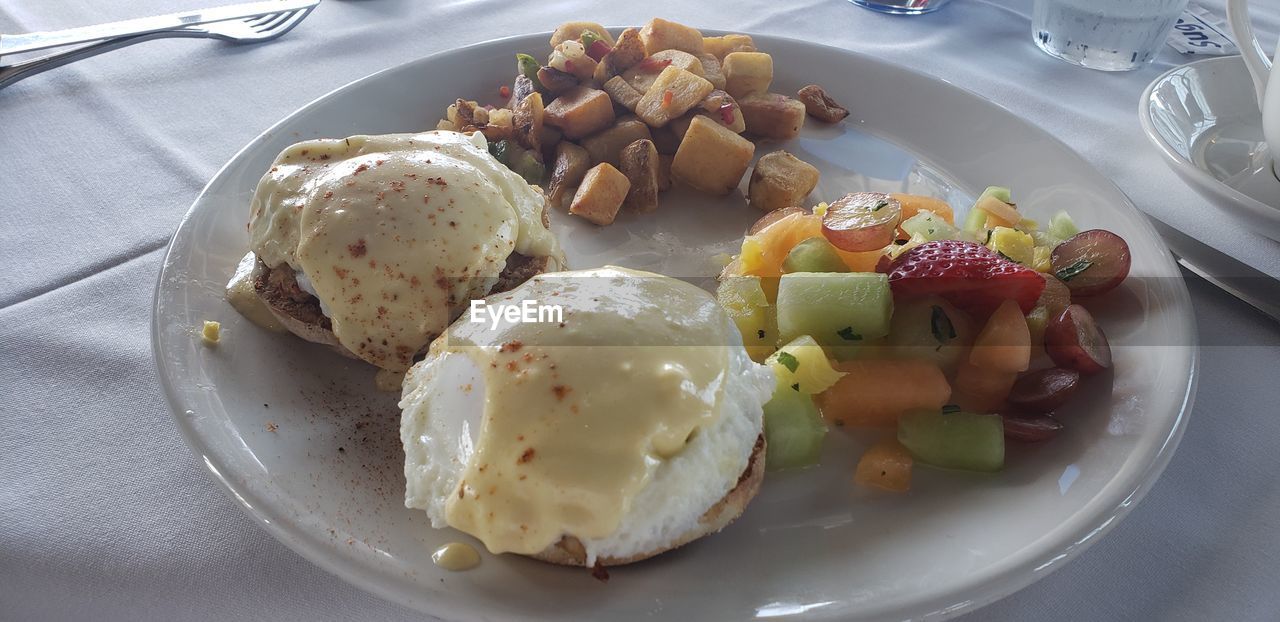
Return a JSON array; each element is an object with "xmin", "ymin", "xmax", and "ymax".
[{"xmin": 1149, "ymin": 217, "xmax": 1280, "ymax": 322}]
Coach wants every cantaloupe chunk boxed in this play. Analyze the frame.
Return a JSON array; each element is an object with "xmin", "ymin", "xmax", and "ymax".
[
  {"xmin": 890, "ymin": 193, "xmax": 955, "ymax": 225},
  {"xmin": 853, "ymin": 437, "xmax": 913, "ymax": 492},
  {"xmin": 815, "ymin": 359, "xmax": 951, "ymax": 427},
  {"xmin": 969, "ymin": 299, "xmax": 1031, "ymax": 372},
  {"xmin": 736, "ymin": 212, "xmax": 881, "ymax": 278},
  {"xmin": 952, "ymin": 362, "xmax": 1017, "ymax": 413}
]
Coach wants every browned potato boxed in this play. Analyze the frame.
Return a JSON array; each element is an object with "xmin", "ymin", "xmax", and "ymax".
[
  {"xmin": 619, "ymin": 139, "xmax": 660, "ymax": 213},
  {"xmin": 594, "ymin": 27, "xmax": 645, "ymax": 81},
  {"xmin": 620, "ymin": 50, "xmax": 705, "ymax": 93},
  {"xmin": 703, "ymin": 34, "xmax": 756, "ymax": 59},
  {"xmin": 651, "ymin": 126, "xmax": 681, "ymax": 155},
  {"xmin": 543, "ymin": 86, "xmax": 615, "ymax": 139},
  {"xmin": 723, "ymin": 52, "xmax": 773, "ymax": 99},
  {"xmin": 669, "ymin": 90, "xmax": 745, "ymax": 139},
  {"xmin": 550, "ymin": 22, "xmax": 614, "ymax": 48},
  {"xmin": 738, "ymin": 92, "xmax": 806, "ymax": 140},
  {"xmin": 548, "ymin": 142, "xmax": 591, "ymax": 208},
  {"xmin": 748, "ymin": 151, "xmax": 820, "ymax": 212},
  {"xmin": 569, "ymin": 163, "xmax": 631, "ymax": 225},
  {"xmin": 509, "ymin": 75, "xmax": 536, "ymax": 108},
  {"xmin": 639, "ymin": 18, "xmax": 704, "ymax": 55},
  {"xmin": 602, "ymin": 76, "xmax": 644, "ymax": 112},
  {"xmin": 671, "ymin": 115, "xmax": 755, "ymax": 195},
  {"xmin": 635, "ymin": 66, "xmax": 714, "ymax": 128},
  {"xmin": 657, "ymin": 154, "xmax": 674, "ymax": 191},
  {"xmin": 536, "ymin": 67, "xmax": 578, "ymax": 95},
  {"xmin": 797, "ymin": 84, "xmax": 850, "ymax": 123},
  {"xmin": 538, "ymin": 124, "xmax": 563, "ymax": 159},
  {"xmin": 697, "ymin": 53, "xmax": 727, "ymax": 90},
  {"xmin": 513, "ymin": 92, "xmax": 544, "ymax": 151},
  {"xmin": 579, "ymin": 115, "xmax": 653, "ymax": 166}
]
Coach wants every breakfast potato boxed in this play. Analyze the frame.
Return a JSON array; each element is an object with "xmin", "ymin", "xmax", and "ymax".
[
  {"xmin": 602, "ymin": 76, "xmax": 644, "ymax": 112},
  {"xmin": 621, "ymin": 50, "xmax": 705, "ymax": 93},
  {"xmin": 635, "ymin": 66, "xmax": 714, "ymax": 128},
  {"xmin": 543, "ymin": 86, "xmax": 615, "ymax": 139},
  {"xmin": 619, "ymin": 139, "xmax": 660, "ymax": 213},
  {"xmin": 670, "ymin": 89, "xmax": 746, "ymax": 139},
  {"xmin": 703, "ymin": 34, "xmax": 756, "ymax": 59},
  {"xmin": 513, "ymin": 92, "xmax": 545, "ymax": 151},
  {"xmin": 657, "ymin": 154, "xmax": 674, "ymax": 191},
  {"xmin": 738, "ymin": 92, "xmax": 806, "ymax": 140},
  {"xmin": 549, "ymin": 142, "xmax": 590, "ymax": 208},
  {"xmin": 797, "ymin": 84, "xmax": 850, "ymax": 123},
  {"xmin": 509, "ymin": 74, "xmax": 537, "ymax": 108},
  {"xmin": 595, "ymin": 27, "xmax": 645, "ymax": 81},
  {"xmin": 639, "ymin": 18, "xmax": 704, "ymax": 55},
  {"xmin": 570, "ymin": 163, "xmax": 631, "ymax": 225},
  {"xmin": 723, "ymin": 52, "xmax": 773, "ymax": 98},
  {"xmin": 697, "ymin": 53, "xmax": 727, "ymax": 90},
  {"xmin": 651, "ymin": 126, "xmax": 681, "ymax": 155},
  {"xmin": 748, "ymin": 151, "xmax": 820, "ymax": 212},
  {"xmin": 579, "ymin": 115, "xmax": 653, "ymax": 166},
  {"xmin": 550, "ymin": 21, "xmax": 614, "ymax": 48},
  {"xmin": 672, "ymin": 115, "xmax": 755, "ymax": 195}
]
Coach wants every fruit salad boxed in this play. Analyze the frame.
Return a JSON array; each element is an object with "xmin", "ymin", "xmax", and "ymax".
[{"xmin": 716, "ymin": 187, "xmax": 1132, "ymax": 491}]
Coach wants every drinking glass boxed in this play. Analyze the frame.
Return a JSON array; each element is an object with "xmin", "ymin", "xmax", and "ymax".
[
  {"xmin": 848, "ymin": 0, "xmax": 954, "ymax": 15},
  {"xmin": 1032, "ymin": 0, "xmax": 1190, "ymax": 71}
]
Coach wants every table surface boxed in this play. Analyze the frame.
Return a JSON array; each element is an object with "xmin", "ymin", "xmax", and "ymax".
[{"xmin": 2, "ymin": 1, "xmax": 1278, "ymax": 620}]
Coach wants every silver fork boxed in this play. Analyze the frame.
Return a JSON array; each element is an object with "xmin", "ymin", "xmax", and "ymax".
[{"xmin": 0, "ymin": 4, "xmax": 318, "ymax": 90}]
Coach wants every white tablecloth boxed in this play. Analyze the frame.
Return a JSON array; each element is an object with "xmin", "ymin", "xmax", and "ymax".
[{"xmin": 2, "ymin": 0, "xmax": 1278, "ymax": 620}]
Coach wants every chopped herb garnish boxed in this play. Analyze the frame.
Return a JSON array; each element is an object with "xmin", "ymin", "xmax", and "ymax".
[
  {"xmin": 894, "ymin": 239, "xmax": 908, "ymax": 245},
  {"xmin": 872, "ymin": 200, "xmax": 890, "ymax": 211},
  {"xmin": 942, "ymin": 404, "xmax": 961, "ymax": 414},
  {"xmin": 791, "ymin": 383, "xmax": 800, "ymax": 392},
  {"xmin": 1056, "ymin": 259, "xmax": 1092, "ymax": 282},
  {"xmin": 930, "ymin": 305, "xmax": 957, "ymax": 344},
  {"xmin": 985, "ymin": 229, "xmax": 993, "ymax": 244},
  {"xmin": 776, "ymin": 351, "xmax": 799, "ymax": 373},
  {"xmin": 837, "ymin": 326, "xmax": 862, "ymax": 341}
]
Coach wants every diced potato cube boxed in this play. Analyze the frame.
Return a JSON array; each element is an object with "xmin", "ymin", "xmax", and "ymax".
[
  {"xmin": 595, "ymin": 27, "xmax": 645, "ymax": 81},
  {"xmin": 670, "ymin": 90, "xmax": 746, "ymax": 138},
  {"xmin": 579, "ymin": 115, "xmax": 653, "ymax": 166},
  {"xmin": 748, "ymin": 151, "xmax": 820, "ymax": 212},
  {"xmin": 738, "ymin": 92, "xmax": 806, "ymax": 139},
  {"xmin": 436, "ymin": 119, "xmax": 458, "ymax": 131},
  {"xmin": 651, "ymin": 126, "xmax": 681, "ymax": 155},
  {"xmin": 548, "ymin": 141, "xmax": 591, "ymax": 208},
  {"xmin": 569, "ymin": 163, "xmax": 631, "ymax": 225},
  {"xmin": 723, "ymin": 52, "xmax": 773, "ymax": 98},
  {"xmin": 639, "ymin": 18, "xmax": 704, "ymax": 55},
  {"xmin": 703, "ymin": 34, "xmax": 757, "ymax": 59},
  {"xmin": 543, "ymin": 87, "xmax": 615, "ymax": 139},
  {"xmin": 657, "ymin": 154, "xmax": 674, "ymax": 191},
  {"xmin": 538, "ymin": 124, "xmax": 562, "ymax": 152},
  {"xmin": 602, "ymin": 76, "xmax": 644, "ymax": 112},
  {"xmin": 671, "ymin": 115, "xmax": 755, "ymax": 195},
  {"xmin": 513, "ymin": 92, "xmax": 544, "ymax": 151},
  {"xmin": 550, "ymin": 21, "xmax": 614, "ymax": 48},
  {"xmin": 488, "ymin": 108, "xmax": 514, "ymax": 127},
  {"xmin": 634, "ymin": 66, "xmax": 714, "ymax": 128},
  {"xmin": 698, "ymin": 53, "xmax": 727, "ymax": 90},
  {"xmin": 620, "ymin": 50, "xmax": 705, "ymax": 93},
  {"xmin": 619, "ymin": 139, "xmax": 660, "ymax": 213}
]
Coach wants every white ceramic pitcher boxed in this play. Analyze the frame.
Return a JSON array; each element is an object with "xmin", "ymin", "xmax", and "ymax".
[{"xmin": 1226, "ymin": 0, "xmax": 1278, "ymax": 171}]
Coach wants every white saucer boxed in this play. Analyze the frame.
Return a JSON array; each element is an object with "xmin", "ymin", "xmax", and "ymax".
[{"xmin": 1140, "ymin": 55, "xmax": 1280, "ymax": 242}]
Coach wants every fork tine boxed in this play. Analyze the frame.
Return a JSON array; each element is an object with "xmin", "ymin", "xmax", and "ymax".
[
  {"xmin": 245, "ymin": 13, "xmax": 278, "ymax": 26},
  {"xmin": 250, "ymin": 12, "xmax": 291, "ymax": 32},
  {"xmin": 263, "ymin": 8, "xmax": 311, "ymax": 35}
]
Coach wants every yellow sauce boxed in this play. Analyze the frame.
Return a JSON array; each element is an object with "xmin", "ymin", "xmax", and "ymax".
[
  {"xmin": 431, "ymin": 542, "xmax": 481, "ymax": 571},
  {"xmin": 247, "ymin": 131, "xmax": 563, "ymax": 371},
  {"xmin": 436, "ymin": 267, "xmax": 733, "ymax": 556},
  {"xmin": 224, "ymin": 253, "xmax": 287, "ymax": 333}
]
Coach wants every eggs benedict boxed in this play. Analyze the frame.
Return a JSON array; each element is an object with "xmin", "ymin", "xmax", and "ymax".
[
  {"xmin": 242, "ymin": 131, "xmax": 564, "ymax": 372},
  {"xmin": 400, "ymin": 267, "xmax": 775, "ymax": 567}
]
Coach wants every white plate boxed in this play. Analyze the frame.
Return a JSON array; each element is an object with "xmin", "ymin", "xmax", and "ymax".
[
  {"xmin": 154, "ymin": 32, "xmax": 1197, "ymax": 621},
  {"xmin": 1140, "ymin": 55, "xmax": 1280, "ymax": 242}
]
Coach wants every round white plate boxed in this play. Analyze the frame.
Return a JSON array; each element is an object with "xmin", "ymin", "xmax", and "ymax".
[
  {"xmin": 154, "ymin": 32, "xmax": 1197, "ymax": 621},
  {"xmin": 1140, "ymin": 55, "xmax": 1280, "ymax": 242}
]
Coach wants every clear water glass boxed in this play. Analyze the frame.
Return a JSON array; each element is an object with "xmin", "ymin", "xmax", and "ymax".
[
  {"xmin": 1032, "ymin": 0, "xmax": 1189, "ymax": 71},
  {"xmin": 848, "ymin": 0, "xmax": 955, "ymax": 15}
]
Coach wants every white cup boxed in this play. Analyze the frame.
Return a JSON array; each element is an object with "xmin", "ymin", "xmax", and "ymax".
[{"xmin": 1226, "ymin": 0, "xmax": 1278, "ymax": 176}]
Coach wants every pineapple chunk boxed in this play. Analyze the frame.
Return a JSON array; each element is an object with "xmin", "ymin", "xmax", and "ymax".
[
  {"xmin": 748, "ymin": 151, "xmax": 820, "ymax": 212},
  {"xmin": 543, "ymin": 86, "xmax": 615, "ymax": 139},
  {"xmin": 703, "ymin": 34, "xmax": 757, "ymax": 59},
  {"xmin": 738, "ymin": 92, "xmax": 806, "ymax": 139},
  {"xmin": 620, "ymin": 50, "xmax": 705, "ymax": 93},
  {"xmin": 569, "ymin": 163, "xmax": 631, "ymax": 226},
  {"xmin": 550, "ymin": 21, "xmax": 614, "ymax": 48},
  {"xmin": 671, "ymin": 115, "xmax": 755, "ymax": 195},
  {"xmin": 602, "ymin": 76, "xmax": 644, "ymax": 112},
  {"xmin": 619, "ymin": 139, "xmax": 660, "ymax": 213},
  {"xmin": 634, "ymin": 66, "xmax": 714, "ymax": 128},
  {"xmin": 639, "ymin": 18, "xmax": 704, "ymax": 55},
  {"xmin": 987, "ymin": 226, "xmax": 1035, "ymax": 266},
  {"xmin": 579, "ymin": 115, "xmax": 653, "ymax": 166},
  {"xmin": 723, "ymin": 52, "xmax": 773, "ymax": 98}
]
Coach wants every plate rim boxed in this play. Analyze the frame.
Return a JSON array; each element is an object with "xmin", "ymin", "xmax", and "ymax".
[
  {"xmin": 1138, "ymin": 55, "xmax": 1280, "ymax": 233},
  {"xmin": 153, "ymin": 29, "xmax": 1200, "ymax": 621}
]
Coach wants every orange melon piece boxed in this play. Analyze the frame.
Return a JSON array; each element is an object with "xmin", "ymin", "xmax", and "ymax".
[
  {"xmin": 854, "ymin": 437, "xmax": 913, "ymax": 492},
  {"xmin": 738, "ymin": 212, "xmax": 880, "ymax": 278},
  {"xmin": 969, "ymin": 299, "xmax": 1031, "ymax": 372},
  {"xmin": 952, "ymin": 361, "xmax": 1017, "ymax": 413},
  {"xmin": 815, "ymin": 359, "xmax": 951, "ymax": 427},
  {"xmin": 890, "ymin": 193, "xmax": 955, "ymax": 225}
]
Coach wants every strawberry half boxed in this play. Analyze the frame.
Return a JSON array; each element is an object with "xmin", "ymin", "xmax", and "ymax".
[{"xmin": 883, "ymin": 240, "xmax": 1045, "ymax": 317}]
